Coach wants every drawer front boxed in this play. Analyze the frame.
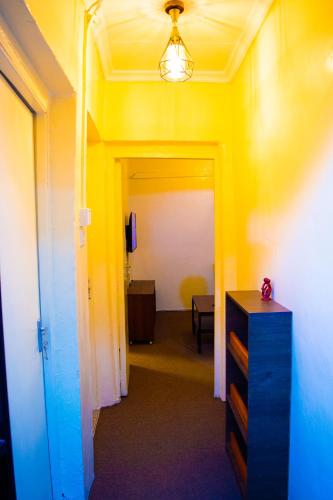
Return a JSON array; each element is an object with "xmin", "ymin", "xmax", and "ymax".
[{"xmin": 128, "ymin": 292, "xmax": 155, "ymax": 342}]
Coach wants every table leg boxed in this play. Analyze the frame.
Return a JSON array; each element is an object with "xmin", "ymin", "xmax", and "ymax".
[
  {"xmin": 197, "ymin": 313, "xmax": 202, "ymax": 354},
  {"xmin": 192, "ymin": 298, "xmax": 195, "ymax": 335}
]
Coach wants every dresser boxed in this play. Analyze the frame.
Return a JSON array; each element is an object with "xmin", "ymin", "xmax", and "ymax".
[{"xmin": 127, "ymin": 280, "xmax": 156, "ymax": 344}]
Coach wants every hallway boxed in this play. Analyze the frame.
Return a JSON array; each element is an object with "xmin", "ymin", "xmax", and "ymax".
[{"xmin": 90, "ymin": 312, "xmax": 241, "ymax": 500}]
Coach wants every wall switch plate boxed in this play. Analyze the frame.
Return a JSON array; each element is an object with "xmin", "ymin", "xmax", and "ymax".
[{"xmin": 79, "ymin": 208, "xmax": 92, "ymax": 227}]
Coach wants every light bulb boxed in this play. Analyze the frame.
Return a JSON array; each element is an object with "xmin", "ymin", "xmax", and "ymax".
[
  {"xmin": 159, "ymin": 3, "xmax": 194, "ymax": 82},
  {"xmin": 164, "ymin": 43, "xmax": 187, "ymax": 81}
]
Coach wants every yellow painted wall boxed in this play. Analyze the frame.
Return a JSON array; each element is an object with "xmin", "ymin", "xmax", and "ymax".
[
  {"xmin": 87, "ymin": 143, "xmax": 120, "ymax": 408},
  {"xmin": 120, "ymin": 159, "xmax": 130, "ymax": 393},
  {"xmin": 87, "ymin": 30, "xmax": 104, "ymax": 134},
  {"xmin": 87, "ymin": 143, "xmax": 126, "ymax": 407},
  {"xmin": 25, "ymin": 0, "xmax": 104, "ymax": 135},
  {"xmin": 103, "ymin": 81, "xmax": 232, "ymax": 142},
  {"xmin": 232, "ymin": 1, "xmax": 333, "ymax": 497}
]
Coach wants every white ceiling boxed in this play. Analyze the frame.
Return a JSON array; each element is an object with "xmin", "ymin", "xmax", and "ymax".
[{"xmin": 91, "ymin": 0, "xmax": 273, "ymax": 82}]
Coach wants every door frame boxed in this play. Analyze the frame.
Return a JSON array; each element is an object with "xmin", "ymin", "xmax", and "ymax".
[{"xmin": 106, "ymin": 140, "xmax": 237, "ymax": 400}]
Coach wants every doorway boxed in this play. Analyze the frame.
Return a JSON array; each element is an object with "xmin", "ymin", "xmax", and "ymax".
[
  {"xmin": 0, "ymin": 74, "xmax": 52, "ymax": 499},
  {"xmin": 124, "ymin": 157, "xmax": 215, "ymax": 373},
  {"xmin": 87, "ymin": 141, "xmax": 228, "ymax": 415},
  {"xmin": 114, "ymin": 143, "xmax": 225, "ymax": 400}
]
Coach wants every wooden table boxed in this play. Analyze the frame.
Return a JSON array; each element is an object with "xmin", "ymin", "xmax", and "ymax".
[{"xmin": 192, "ymin": 295, "xmax": 214, "ymax": 354}]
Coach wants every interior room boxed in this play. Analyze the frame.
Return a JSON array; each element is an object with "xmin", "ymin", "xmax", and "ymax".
[
  {"xmin": 126, "ymin": 157, "xmax": 215, "ymax": 334},
  {"xmin": 0, "ymin": 0, "xmax": 332, "ymax": 499},
  {"xmin": 126, "ymin": 158, "xmax": 215, "ymax": 314},
  {"xmin": 125, "ymin": 157, "xmax": 215, "ymax": 361}
]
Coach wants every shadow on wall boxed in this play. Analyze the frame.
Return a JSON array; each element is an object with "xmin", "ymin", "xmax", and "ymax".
[{"xmin": 179, "ymin": 276, "xmax": 208, "ymax": 309}]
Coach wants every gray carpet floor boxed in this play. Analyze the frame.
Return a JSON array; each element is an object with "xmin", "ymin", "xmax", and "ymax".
[{"xmin": 89, "ymin": 311, "xmax": 241, "ymax": 500}]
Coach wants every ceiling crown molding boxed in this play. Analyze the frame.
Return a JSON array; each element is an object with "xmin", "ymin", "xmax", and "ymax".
[
  {"xmin": 96, "ymin": 0, "xmax": 274, "ymax": 84},
  {"xmin": 224, "ymin": 0, "xmax": 274, "ymax": 81}
]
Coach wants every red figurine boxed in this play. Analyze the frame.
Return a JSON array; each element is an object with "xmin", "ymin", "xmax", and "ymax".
[{"xmin": 261, "ymin": 277, "xmax": 272, "ymax": 301}]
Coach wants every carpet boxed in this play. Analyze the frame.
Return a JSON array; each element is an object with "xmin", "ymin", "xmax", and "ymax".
[{"xmin": 89, "ymin": 311, "xmax": 241, "ymax": 500}]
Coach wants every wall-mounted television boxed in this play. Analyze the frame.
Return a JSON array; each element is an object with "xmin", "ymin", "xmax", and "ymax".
[{"xmin": 126, "ymin": 212, "xmax": 137, "ymax": 253}]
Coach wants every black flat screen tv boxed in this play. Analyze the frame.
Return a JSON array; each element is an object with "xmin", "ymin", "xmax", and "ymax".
[{"xmin": 126, "ymin": 212, "xmax": 137, "ymax": 253}]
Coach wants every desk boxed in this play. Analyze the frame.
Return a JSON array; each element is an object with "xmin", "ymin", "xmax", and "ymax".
[{"xmin": 192, "ymin": 295, "xmax": 214, "ymax": 354}]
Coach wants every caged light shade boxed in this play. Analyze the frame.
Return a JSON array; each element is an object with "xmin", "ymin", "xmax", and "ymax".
[{"xmin": 159, "ymin": 1, "xmax": 194, "ymax": 82}]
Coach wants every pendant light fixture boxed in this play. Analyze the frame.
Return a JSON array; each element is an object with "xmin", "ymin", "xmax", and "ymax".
[{"xmin": 159, "ymin": 0, "xmax": 194, "ymax": 82}]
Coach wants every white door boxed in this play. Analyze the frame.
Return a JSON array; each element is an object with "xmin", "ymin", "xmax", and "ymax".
[{"xmin": 0, "ymin": 75, "xmax": 52, "ymax": 499}]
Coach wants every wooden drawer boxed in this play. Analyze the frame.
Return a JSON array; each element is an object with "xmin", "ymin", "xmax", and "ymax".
[{"xmin": 127, "ymin": 280, "xmax": 156, "ymax": 343}]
